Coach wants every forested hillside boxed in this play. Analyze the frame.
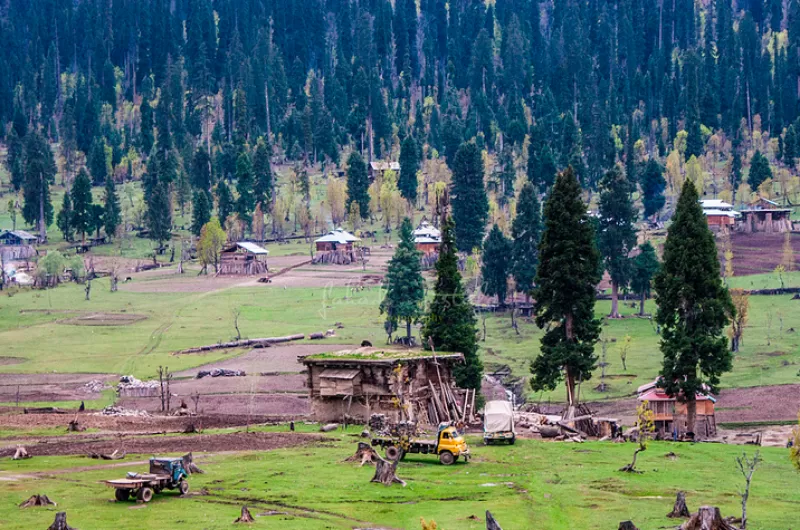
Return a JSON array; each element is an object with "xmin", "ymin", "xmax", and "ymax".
[{"xmin": 1, "ymin": 0, "xmax": 799, "ymax": 243}]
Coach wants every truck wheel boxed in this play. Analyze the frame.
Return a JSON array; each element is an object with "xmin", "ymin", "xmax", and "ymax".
[
  {"xmin": 137, "ymin": 487, "xmax": 154, "ymax": 503},
  {"xmin": 509, "ymin": 436, "xmax": 516, "ymax": 445},
  {"xmin": 385, "ymin": 446, "xmax": 402, "ymax": 461},
  {"xmin": 114, "ymin": 489, "xmax": 130, "ymax": 502},
  {"xmin": 439, "ymin": 451, "xmax": 455, "ymax": 465},
  {"xmin": 178, "ymin": 480, "xmax": 189, "ymax": 495}
]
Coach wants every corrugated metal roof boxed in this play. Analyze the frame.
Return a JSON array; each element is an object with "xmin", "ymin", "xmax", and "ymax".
[
  {"xmin": 637, "ymin": 388, "xmax": 715, "ymax": 403},
  {"xmin": 320, "ymin": 368, "xmax": 361, "ymax": 380},
  {"xmin": 236, "ymin": 242, "xmax": 269, "ymax": 254},
  {"xmin": 700, "ymin": 200, "xmax": 733, "ymax": 209},
  {"xmin": 414, "ymin": 236, "xmax": 440, "ymax": 244},
  {"xmin": 703, "ymin": 209, "xmax": 740, "ymax": 218},
  {"xmin": 315, "ymin": 229, "xmax": 361, "ymax": 244},
  {"xmin": 0, "ymin": 230, "xmax": 37, "ymax": 241}
]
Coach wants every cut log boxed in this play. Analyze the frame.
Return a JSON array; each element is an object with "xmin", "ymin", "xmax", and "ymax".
[
  {"xmin": 667, "ymin": 491, "xmax": 691, "ymax": 518},
  {"xmin": 19, "ymin": 494, "xmax": 56, "ymax": 508},
  {"xmin": 234, "ymin": 506, "xmax": 255, "ymax": 523},
  {"xmin": 345, "ymin": 442, "xmax": 379, "ymax": 466},
  {"xmin": 320, "ymin": 423, "xmax": 339, "ymax": 432},
  {"xmin": 485, "ymin": 511, "xmax": 503, "ymax": 530},
  {"xmin": 47, "ymin": 512, "xmax": 75, "ymax": 530},
  {"xmin": 87, "ymin": 449, "xmax": 126, "ymax": 461},
  {"xmin": 307, "ymin": 332, "xmax": 325, "ymax": 340},
  {"xmin": 680, "ymin": 506, "xmax": 738, "ymax": 530},
  {"xmin": 182, "ymin": 452, "xmax": 204, "ymax": 474},
  {"xmin": 370, "ymin": 455, "xmax": 406, "ymax": 486},
  {"xmin": 618, "ymin": 522, "xmax": 639, "ymax": 530},
  {"xmin": 539, "ymin": 426, "xmax": 561, "ymax": 438},
  {"xmin": 13, "ymin": 445, "xmax": 31, "ymax": 460},
  {"xmin": 176, "ymin": 334, "xmax": 305, "ymax": 354}
]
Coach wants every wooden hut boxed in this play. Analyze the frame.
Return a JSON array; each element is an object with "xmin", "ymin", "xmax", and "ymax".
[
  {"xmin": 300, "ymin": 347, "xmax": 466, "ymax": 424},
  {"xmin": 738, "ymin": 197, "xmax": 794, "ymax": 233},
  {"xmin": 637, "ymin": 380, "xmax": 717, "ymax": 439},
  {"xmin": 219, "ymin": 242, "xmax": 269, "ymax": 275},
  {"xmin": 368, "ymin": 161, "xmax": 400, "ymax": 181},
  {"xmin": 0, "ymin": 230, "xmax": 38, "ymax": 246},
  {"xmin": 315, "ymin": 228, "xmax": 360, "ymax": 252}
]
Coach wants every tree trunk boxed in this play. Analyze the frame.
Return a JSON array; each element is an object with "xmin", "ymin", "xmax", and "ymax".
[
  {"xmin": 47, "ymin": 512, "xmax": 75, "ymax": 530},
  {"xmin": 619, "ymin": 444, "xmax": 645, "ymax": 473},
  {"xmin": 679, "ymin": 506, "xmax": 737, "ymax": 530},
  {"xmin": 618, "ymin": 522, "xmax": 639, "ymax": 530},
  {"xmin": 565, "ymin": 367, "xmax": 576, "ymax": 408},
  {"xmin": 370, "ymin": 455, "xmax": 406, "ymax": 486},
  {"xmin": 667, "ymin": 491, "xmax": 691, "ymax": 518},
  {"xmin": 39, "ymin": 174, "xmax": 47, "ymax": 243},
  {"xmin": 486, "ymin": 511, "xmax": 503, "ymax": 530},
  {"xmin": 610, "ymin": 281, "xmax": 620, "ymax": 318},
  {"xmin": 686, "ymin": 399, "xmax": 697, "ymax": 437},
  {"xmin": 406, "ymin": 319, "xmax": 412, "ymax": 343},
  {"xmin": 234, "ymin": 505, "xmax": 255, "ymax": 523},
  {"xmin": 639, "ymin": 291, "xmax": 646, "ymax": 316}
]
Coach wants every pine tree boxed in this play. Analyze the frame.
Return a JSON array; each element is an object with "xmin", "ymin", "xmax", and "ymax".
[
  {"xmin": 191, "ymin": 146, "xmax": 212, "ymax": 193},
  {"xmin": 88, "ymin": 138, "xmax": 108, "ymax": 185},
  {"xmin": 398, "ymin": 135, "xmax": 420, "ymax": 204},
  {"xmin": 216, "ymin": 181, "xmax": 234, "ymax": 226},
  {"xmin": 89, "ymin": 203, "xmax": 105, "ymax": 239},
  {"xmin": 253, "ymin": 137, "xmax": 273, "ymax": 211},
  {"xmin": 346, "ymin": 151, "xmax": 370, "ymax": 220},
  {"xmin": 598, "ymin": 165, "xmax": 638, "ymax": 318},
  {"xmin": 56, "ymin": 192, "xmax": 74, "ymax": 242},
  {"xmin": 70, "ymin": 169, "xmax": 93, "ymax": 242},
  {"xmin": 511, "ymin": 182, "xmax": 542, "ymax": 300},
  {"xmin": 191, "ymin": 189, "xmax": 212, "ymax": 237},
  {"xmin": 481, "ymin": 224, "xmax": 512, "ymax": 306},
  {"xmin": 654, "ymin": 180, "xmax": 734, "ymax": 435},
  {"xmin": 22, "ymin": 131, "xmax": 56, "ymax": 242},
  {"xmin": 748, "ymin": 150, "xmax": 772, "ymax": 191},
  {"xmin": 140, "ymin": 97, "xmax": 155, "ymax": 155},
  {"xmin": 451, "ymin": 142, "xmax": 489, "ymax": 253},
  {"xmin": 640, "ymin": 159, "xmax": 667, "ymax": 219},
  {"xmin": 103, "ymin": 176, "xmax": 121, "ymax": 239},
  {"xmin": 380, "ymin": 218, "xmax": 425, "ymax": 342},
  {"xmin": 630, "ymin": 241, "xmax": 660, "ymax": 316},
  {"xmin": 422, "ymin": 215, "xmax": 482, "ymax": 390},
  {"xmin": 146, "ymin": 180, "xmax": 172, "ymax": 247},
  {"xmin": 235, "ymin": 151, "xmax": 255, "ymax": 228},
  {"xmin": 530, "ymin": 167, "xmax": 602, "ymax": 408}
]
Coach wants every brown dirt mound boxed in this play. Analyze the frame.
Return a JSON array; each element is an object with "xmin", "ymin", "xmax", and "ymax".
[
  {"xmin": 58, "ymin": 313, "xmax": 147, "ymax": 326},
  {"xmin": 0, "ymin": 431, "xmax": 320, "ymax": 457}
]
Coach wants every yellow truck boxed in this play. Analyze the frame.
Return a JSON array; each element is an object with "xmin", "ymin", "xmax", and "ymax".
[{"xmin": 371, "ymin": 424, "xmax": 470, "ymax": 465}]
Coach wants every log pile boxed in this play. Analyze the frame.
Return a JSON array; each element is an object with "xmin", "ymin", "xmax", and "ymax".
[
  {"xmin": 19, "ymin": 494, "xmax": 56, "ymax": 508},
  {"xmin": 176, "ymin": 334, "xmax": 305, "ymax": 354}
]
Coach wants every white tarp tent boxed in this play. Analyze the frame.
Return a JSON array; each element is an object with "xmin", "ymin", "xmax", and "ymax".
[{"xmin": 484, "ymin": 400, "xmax": 514, "ymax": 433}]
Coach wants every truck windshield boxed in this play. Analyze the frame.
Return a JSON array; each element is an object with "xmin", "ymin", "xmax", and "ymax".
[{"xmin": 450, "ymin": 429, "xmax": 461, "ymax": 438}]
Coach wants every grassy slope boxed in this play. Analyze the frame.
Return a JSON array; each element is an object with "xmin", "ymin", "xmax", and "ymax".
[{"xmin": 0, "ymin": 430, "xmax": 798, "ymax": 529}]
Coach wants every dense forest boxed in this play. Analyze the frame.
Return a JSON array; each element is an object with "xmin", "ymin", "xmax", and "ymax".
[{"xmin": 1, "ymin": 0, "xmax": 800, "ymax": 245}]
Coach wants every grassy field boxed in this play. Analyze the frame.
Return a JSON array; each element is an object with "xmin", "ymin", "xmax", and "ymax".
[{"xmin": 0, "ymin": 428, "xmax": 798, "ymax": 529}]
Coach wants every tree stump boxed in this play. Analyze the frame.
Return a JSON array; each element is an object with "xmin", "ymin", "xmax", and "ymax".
[
  {"xmin": 345, "ymin": 442, "xmax": 379, "ymax": 466},
  {"xmin": 667, "ymin": 491, "xmax": 691, "ymax": 518},
  {"xmin": 47, "ymin": 512, "xmax": 75, "ymax": 530},
  {"xmin": 618, "ymin": 522, "xmax": 639, "ymax": 530},
  {"xmin": 486, "ymin": 510, "xmax": 503, "ymax": 530},
  {"xmin": 234, "ymin": 506, "xmax": 255, "ymax": 523},
  {"xmin": 13, "ymin": 445, "xmax": 31, "ymax": 460},
  {"xmin": 370, "ymin": 455, "xmax": 406, "ymax": 486},
  {"xmin": 182, "ymin": 452, "xmax": 204, "ymax": 474},
  {"xmin": 67, "ymin": 420, "xmax": 85, "ymax": 432},
  {"xmin": 680, "ymin": 506, "xmax": 738, "ymax": 530},
  {"xmin": 19, "ymin": 494, "xmax": 56, "ymax": 508}
]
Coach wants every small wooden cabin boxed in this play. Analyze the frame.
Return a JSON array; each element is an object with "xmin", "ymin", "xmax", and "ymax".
[
  {"xmin": 314, "ymin": 229, "xmax": 360, "ymax": 252},
  {"xmin": 368, "ymin": 161, "xmax": 400, "ymax": 181},
  {"xmin": 300, "ymin": 347, "xmax": 465, "ymax": 423},
  {"xmin": 637, "ymin": 380, "xmax": 717, "ymax": 439},
  {"xmin": 219, "ymin": 242, "xmax": 269, "ymax": 275},
  {"xmin": 0, "ymin": 230, "xmax": 38, "ymax": 246},
  {"xmin": 739, "ymin": 197, "xmax": 794, "ymax": 233}
]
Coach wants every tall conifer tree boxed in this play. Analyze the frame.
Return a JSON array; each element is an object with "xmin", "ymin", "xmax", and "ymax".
[
  {"xmin": 511, "ymin": 182, "xmax": 542, "ymax": 300},
  {"xmin": 451, "ymin": 142, "xmax": 488, "ymax": 253},
  {"xmin": 346, "ymin": 151, "xmax": 370, "ymax": 220},
  {"xmin": 481, "ymin": 224, "xmax": 512, "ymax": 306},
  {"xmin": 380, "ymin": 218, "xmax": 425, "ymax": 342}
]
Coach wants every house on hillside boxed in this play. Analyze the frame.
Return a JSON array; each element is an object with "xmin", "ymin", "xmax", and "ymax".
[
  {"xmin": 315, "ymin": 228, "xmax": 360, "ymax": 252},
  {"xmin": 0, "ymin": 230, "xmax": 38, "ymax": 264},
  {"xmin": 369, "ymin": 161, "xmax": 400, "ymax": 181},
  {"xmin": 637, "ymin": 380, "xmax": 717, "ymax": 440},
  {"xmin": 218, "ymin": 242, "xmax": 269, "ymax": 275},
  {"xmin": 413, "ymin": 220, "xmax": 441, "ymax": 255},
  {"xmin": 738, "ymin": 197, "xmax": 794, "ymax": 233},
  {"xmin": 299, "ymin": 347, "xmax": 465, "ymax": 424},
  {"xmin": 700, "ymin": 200, "xmax": 740, "ymax": 230},
  {"xmin": 0, "ymin": 229, "xmax": 38, "ymax": 246}
]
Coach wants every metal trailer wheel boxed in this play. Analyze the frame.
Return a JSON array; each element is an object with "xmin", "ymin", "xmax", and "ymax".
[
  {"xmin": 114, "ymin": 488, "xmax": 130, "ymax": 502},
  {"xmin": 439, "ymin": 451, "xmax": 455, "ymax": 465},
  {"xmin": 137, "ymin": 487, "xmax": 154, "ymax": 503},
  {"xmin": 179, "ymin": 480, "xmax": 190, "ymax": 495}
]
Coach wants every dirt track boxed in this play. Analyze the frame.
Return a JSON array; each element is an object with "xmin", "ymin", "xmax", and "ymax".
[{"xmin": 0, "ymin": 431, "xmax": 321, "ymax": 457}]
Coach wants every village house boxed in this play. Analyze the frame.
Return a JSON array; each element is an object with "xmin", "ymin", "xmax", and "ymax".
[
  {"xmin": 700, "ymin": 200, "xmax": 739, "ymax": 230},
  {"xmin": 0, "ymin": 229, "xmax": 38, "ymax": 264},
  {"xmin": 637, "ymin": 380, "xmax": 717, "ymax": 440},
  {"xmin": 413, "ymin": 220, "xmax": 441, "ymax": 255},
  {"xmin": 299, "ymin": 347, "xmax": 465, "ymax": 424},
  {"xmin": 368, "ymin": 161, "xmax": 400, "ymax": 181},
  {"xmin": 218, "ymin": 242, "xmax": 269, "ymax": 275},
  {"xmin": 0, "ymin": 229, "xmax": 38, "ymax": 246},
  {"xmin": 738, "ymin": 197, "xmax": 794, "ymax": 233},
  {"xmin": 314, "ymin": 228, "xmax": 360, "ymax": 253}
]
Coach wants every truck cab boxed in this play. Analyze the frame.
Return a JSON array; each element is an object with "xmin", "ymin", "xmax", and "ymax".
[{"xmin": 436, "ymin": 425, "xmax": 470, "ymax": 464}]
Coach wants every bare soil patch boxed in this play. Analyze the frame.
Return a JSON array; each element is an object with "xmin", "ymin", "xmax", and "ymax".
[
  {"xmin": 119, "ymin": 393, "xmax": 309, "ymax": 416},
  {"xmin": 58, "ymin": 312, "xmax": 147, "ymax": 326},
  {"xmin": 119, "ymin": 275, "xmax": 249, "ymax": 293},
  {"xmin": 0, "ymin": 373, "xmax": 115, "ymax": 404},
  {"xmin": 0, "ymin": 357, "xmax": 25, "ymax": 366},
  {"xmin": 721, "ymin": 232, "xmax": 800, "ymax": 276},
  {"xmin": 0, "ymin": 431, "xmax": 320, "ymax": 457}
]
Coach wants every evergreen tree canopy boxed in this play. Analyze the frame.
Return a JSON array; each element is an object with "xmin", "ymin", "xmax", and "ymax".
[
  {"xmin": 21, "ymin": 131, "xmax": 56, "ymax": 239},
  {"xmin": 253, "ymin": 137, "xmax": 273, "ymax": 211},
  {"xmin": 511, "ymin": 182, "xmax": 542, "ymax": 297},
  {"xmin": 422, "ymin": 215, "xmax": 482, "ymax": 390},
  {"xmin": 530, "ymin": 167, "xmax": 602, "ymax": 406},
  {"xmin": 480, "ymin": 224, "xmax": 512, "ymax": 306},
  {"xmin": 748, "ymin": 150, "xmax": 772, "ymax": 190},
  {"xmin": 631, "ymin": 241, "xmax": 660, "ymax": 315},
  {"xmin": 640, "ymin": 159, "xmax": 667, "ymax": 219},
  {"xmin": 398, "ymin": 135, "xmax": 420, "ymax": 203},
  {"xmin": 57, "ymin": 192, "xmax": 74, "ymax": 242},
  {"xmin": 70, "ymin": 168, "xmax": 93, "ymax": 241},
  {"xmin": 380, "ymin": 218, "xmax": 425, "ymax": 342},
  {"xmin": 451, "ymin": 142, "xmax": 489, "ymax": 253},
  {"xmin": 103, "ymin": 176, "xmax": 121, "ymax": 239},
  {"xmin": 346, "ymin": 151, "xmax": 370, "ymax": 220},
  {"xmin": 146, "ymin": 180, "xmax": 172, "ymax": 246},
  {"xmin": 654, "ymin": 180, "xmax": 734, "ymax": 432},
  {"xmin": 235, "ymin": 151, "xmax": 256, "ymax": 227},
  {"xmin": 216, "ymin": 181, "xmax": 234, "ymax": 226},
  {"xmin": 191, "ymin": 189, "xmax": 212, "ymax": 237}
]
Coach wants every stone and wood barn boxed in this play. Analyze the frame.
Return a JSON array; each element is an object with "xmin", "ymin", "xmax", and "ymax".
[
  {"xmin": 637, "ymin": 380, "xmax": 717, "ymax": 439},
  {"xmin": 739, "ymin": 197, "xmax": 794, "ymax": 233},
  {"xmin": 300, "ymin": 347, "xmax": 466, "ymax": 424},
  {"xmin": 218, "ymin": 242, "xmax": 269, "ymax": 275}
]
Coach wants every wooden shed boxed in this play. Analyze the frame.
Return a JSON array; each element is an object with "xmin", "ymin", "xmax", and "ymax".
[
  {"xmin": 219, "ymin": 242, "xmax": 269, "ymax": 275},
  {"xmin": 0, "ymin": 230, "xmax": 38, "ymax": 246},
  {"xmin": 314, "ymin": 228, "xmax": 361, "ymax": 252},
  {"xmin": 369, "ymin": 161, "xmax": 400, "ymax": 181},
  {"xmin": 637, "ymin": 380, "xmax": 717, "ymax": 440},
  {"xmin": 739, "ymin": 198, "xmax": 794, "ymax": 233},
  {"xmin": 299, "ymin": 347, "xmax": 465, "ymax": 424}
]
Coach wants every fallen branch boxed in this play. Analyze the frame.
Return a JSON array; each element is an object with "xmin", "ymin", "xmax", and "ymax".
[
  {"xmin": 175, "ymin": 334, "xmax": 304, "ymax": 354},
  {"xmin": 12, "ymin": 445, "xmax": 31, "ymax": 460},
  {"xmin": 234, "ymin": 505, "xmax": 255, "ymax": 523},
  {"xmin": 87, "ymin": 449, "xmax": 126, "ymax": 461},
  {"xmin": 19, "ymin": 494, "xmax": 56, "ymax": 508}
]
